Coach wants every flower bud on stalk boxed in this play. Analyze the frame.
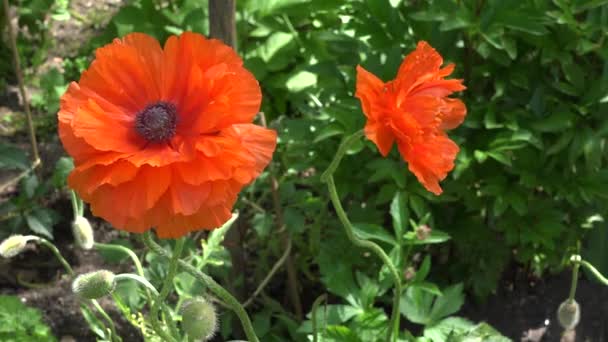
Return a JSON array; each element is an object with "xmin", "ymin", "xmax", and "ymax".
[
  {"xmin": 557, "ymin": 299, "xmax": 580, "ymax": 330},
  {"xmin": 0, "ymin": 235, "xmax": 30, "ymax": 258},
  {"xmin": 181, "ymin": 297, "xmax": 218, "ymax": 341},
  {"xmin": 416, "ymin": 225, "xmax": 432, "ymax": 240},
  {"xmin": 72, "ymin": 216, "xmax": 94, "ymax": 250},
  {"xmin": 72, "ymin": 270, "xmax": 116, "ymax": 299},
  {"xmin": 404, "ymin": 267, "xmax": 416, "ymax": 281}
]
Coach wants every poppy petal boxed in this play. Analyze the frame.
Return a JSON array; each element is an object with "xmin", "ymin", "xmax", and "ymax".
[
  {"xmin": 439, "ymin": 98, "xmax": 467, "ymax": 130},
  {"xmin": 397, "ymin": 134, "xmax": 459, "ymax": 195}
]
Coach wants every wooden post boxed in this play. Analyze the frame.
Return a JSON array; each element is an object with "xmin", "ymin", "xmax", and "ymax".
[
  {"xmin": 208, "ymin": 0, "xmax": 303, "ymax": 321},
  {"xmin": 208, "ymin": 0, "xmax": 247, "ymax": 315},
  {"xmin": 209, "ymin": 0, "xmax": 236, "ymax": 48}
]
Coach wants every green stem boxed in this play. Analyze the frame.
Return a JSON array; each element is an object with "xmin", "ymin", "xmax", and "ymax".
[
  {"xmin": 37, "ymin": 238, "xmax": 74, "ymax": 275},
  {"xmin": 579, "ymin": 259, "xmax": 608, "ymax": 286},
  {"xmin": 568, "ymin": 256, "xmax": 580, "ymax": 302},
  {"xmin": 320, "ymin": 130, "xmax": 365, "ymax": 182},
  {"xmin": 94, "ymin": 242, "xmax": 177, "ymax": 336},
  {"xmin": 326, "ymin": 176, "xmax": 401, "ymax": 341},
  {"xmin": 94, "ymin": 243, "xmax": 145, "ymax": 282},
  {"xmin": 149, "ymin": 238, "xmax": 184, "ymax": 342},
  {"xmin": 115, "ymin": 274, "xmax": 159, "ymax": 295},
  {"xmin": 91, "ymin": 299, "xmax": 119, "ymax": 342},
  {"xmin": 321, "ymin": 131, "xmax": 401, "ymax": 342},
  {"xmin": 34, "ymin": 238, "xmax": 118, "ymax": 340},
  {"xmin": 311, "ymin": 294, "xmax": 327, "ymax": 342},
  {"xmin": 142, "ymin": 232, "xmax": 260, "ymax": 342},
  {"xmin": 70, "ymin": 190, "xmax": 79, "ymax": 219}
]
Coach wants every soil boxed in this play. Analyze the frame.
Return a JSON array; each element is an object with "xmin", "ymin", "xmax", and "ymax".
[{"xmin": 462, "ymin": 271, "xmax": 608, "ymax": 342}]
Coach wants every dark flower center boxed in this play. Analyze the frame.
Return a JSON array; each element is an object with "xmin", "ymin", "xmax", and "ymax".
[{"xmin": 134, "ymin": 102, "xmax": 177, "ymax": 143}]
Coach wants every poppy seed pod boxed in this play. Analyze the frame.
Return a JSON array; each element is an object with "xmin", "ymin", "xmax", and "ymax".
[
  {"xmin": 181, "ymin": 297, "xmax": 218, "ymax": 341},
  {"xmin": 557, "ymin": 299, "xmax": 580, "ymax": 330},
  {"xmin": 72, "ymin": 270, "xmax": 116, "ymax": 299},
  {"xmin": 0, "ymin": 235, "xmax": 29, "ymax": 258},
  {"xmin": 72, "ymin": 216, "xmax": 94, "ymax": 250}
]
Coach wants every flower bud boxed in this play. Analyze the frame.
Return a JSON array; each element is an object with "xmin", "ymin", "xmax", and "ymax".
[
  {"xmin": 72, "ymin": 270, "xmax": 116, "ymax": 299},
  {"xmin": 557, "ymin": 299, "xmax": 580, "ymax": 330},
  {"xmin": 181, "ymin": 297, "xmax": 218, "ymax": 341},
  {"xmin": 415, "ymin": 224, "xmax": 432, "ymax": 240},
  {"xmin": 404, "ymin": 266, "xmax": 416, "ymax": 281},
  {"xmin": 72, "ymin": 216, "xmax": 94, "ymax": 250},
  {"xmin": 0, "ymin": 235, "xmax": 29, "ymax": 258}
]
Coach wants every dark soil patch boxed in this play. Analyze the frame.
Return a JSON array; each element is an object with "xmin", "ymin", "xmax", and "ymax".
[
  {"xmin": 461, "ymin": 271, "xmax": 608, "ymax": 342},
  {"xmin": 0, "ymin": 200, "xmax": 144, "ymax": 341}
]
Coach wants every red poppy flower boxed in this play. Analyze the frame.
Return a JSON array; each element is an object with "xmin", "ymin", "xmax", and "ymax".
[
  {"xmin": 355, "ymin": 41, "xmax": 466, "ymax": 195},
  {"xmin": 58, "ymin": 32, "xmax": 277, "ymax": 238}
]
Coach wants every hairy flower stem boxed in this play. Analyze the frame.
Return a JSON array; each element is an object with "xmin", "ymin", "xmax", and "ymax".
[
  {"xmin": 37, "ymin": 238, "xmax": 74, "ymax": 276},
  {"xmin": 35, "ymin": 238, "xmax": 117, "ymax": 341},
  {"xmin": 94, "ymin": 242, "xmax": 178, "ymax": 336},
  {"xmin": 568, "ymin": 255, "xmax": 581, "ymax": 303},
  {"xmin": 115, "ymin": 274, "xmax": 159, "ymax": 295},
  {"xmin": 91, "ymin": 299, "xmax": 119, "ymax": 342},
  {"xmin": 142, "ymin": 232, "xmax": 260, "ymax": 342},
  {"xmin": 147, "ymin": 238, "xmax": 184, "ymax": 342},
  {"xmin": 579, "ymin": 259, "xmax": 608, "ymax": 285},
  {"xmin": 322, "ymin": 130, "xmax": 402, "ymax": 342}
]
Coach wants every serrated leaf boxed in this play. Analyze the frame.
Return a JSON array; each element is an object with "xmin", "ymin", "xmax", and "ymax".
[{"xmin": 429, "ymin": 283, "xmax": 465, "ymax": 323}]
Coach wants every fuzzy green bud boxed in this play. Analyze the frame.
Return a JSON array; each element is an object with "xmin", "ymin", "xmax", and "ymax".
[
  {"xmin": 0, "ymin": 235, "xmax": 29, "ymax": 258},
  {"xmin": 72, "ymin": 216, "xmax": 94, "ymax": 250},
  {"xmin": 72, "ymin": 270, "xmax": 116, "ymax": 299},
  {"xmin": 181, "ymin": 297, "xmax": 218, "ymax": 341},
  {"xmin": 557, "ymin": 299, "xmax": 580, "ymax": 330}
]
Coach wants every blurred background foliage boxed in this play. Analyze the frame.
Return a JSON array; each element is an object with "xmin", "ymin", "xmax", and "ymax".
[{"xmin": 1, "ymin": 0, "xmax": 607, "ymax": 340}]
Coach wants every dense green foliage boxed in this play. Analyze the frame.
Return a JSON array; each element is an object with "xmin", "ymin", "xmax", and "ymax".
[
  {"xmin": 0, "ymin": 295, "xmax": 57, "ymax": 341},
  {"xmin": 1, "ymin": 0, "xmax": 607, "ymax": 341}
]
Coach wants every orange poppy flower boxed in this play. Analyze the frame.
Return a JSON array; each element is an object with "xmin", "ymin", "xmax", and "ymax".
[
  {"xmin": 58, "ymin": 32, "xmax": 277, "ymax": 238},
  {"xmin": 355, "ymin": 41, "xmax": 466, "ymax": 195}
]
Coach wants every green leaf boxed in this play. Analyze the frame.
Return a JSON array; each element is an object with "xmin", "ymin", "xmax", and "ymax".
[
  {"xmin": 257, "ymin": 32, "xmax": 296, "ymax": 71},
  {"xmin": 413, "ymin": 255, "xmax": 432, "ymax": 282},
  {"xmin": 415, "ymin": 282, "xmax": 442, "ymax": 297},
  {"xmin": 501, "ymin": 12, "xmax": 549, "ymax": 35},
  {"xmin": 25, "ymin": 208, "xmax": 56, "ymax": 239},
  {"xmin": 400, "ymin": 284, "xmax": 434, "ymax": 325},
  {"xmin": 404, "ymin": 230, "xmax": 451, "ymax": 245},
  {"xmin": 390, "ymin": 191, "xmax": 408, "ymax": 239},
  {"xmin": 424, "ymin": 317, "xmax": 475, "ymax": 342},
  {"xmin": 314, "ymin": 124, "xmax": 344, "ymax": 143},
  {"xmin": 428, "ymin": 283, "xmax": 465, "ymax": 323},
  {"xmin": 22, "ymin": 175, "xmax": 39, "ymax": 199},
  {"xmin": 252, "ymin": 213, "xmax": 273, "ymax": 238},
  {"xmin": 0, "ymin": 143, "xmax": 29, "ymax": 170},
  {"xmin": 286, "ymin": 70, "xmax": 317, "ymax": 92},
  {"xmin": 352, "ymin": 223, "xmax": 397, "ymax": 245}
]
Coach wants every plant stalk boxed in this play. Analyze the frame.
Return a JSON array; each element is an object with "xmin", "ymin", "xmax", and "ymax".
[
  {"xmin": 2, "ymin": 0, "xmax": 41, "ymax": 165},
  {"xmin": 322, "ymin": 131, "xmax": 402, "ymax": 342},
  {"xmin": 142, "ymin": 232, "xmax": 259, "ymax": 342}
]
